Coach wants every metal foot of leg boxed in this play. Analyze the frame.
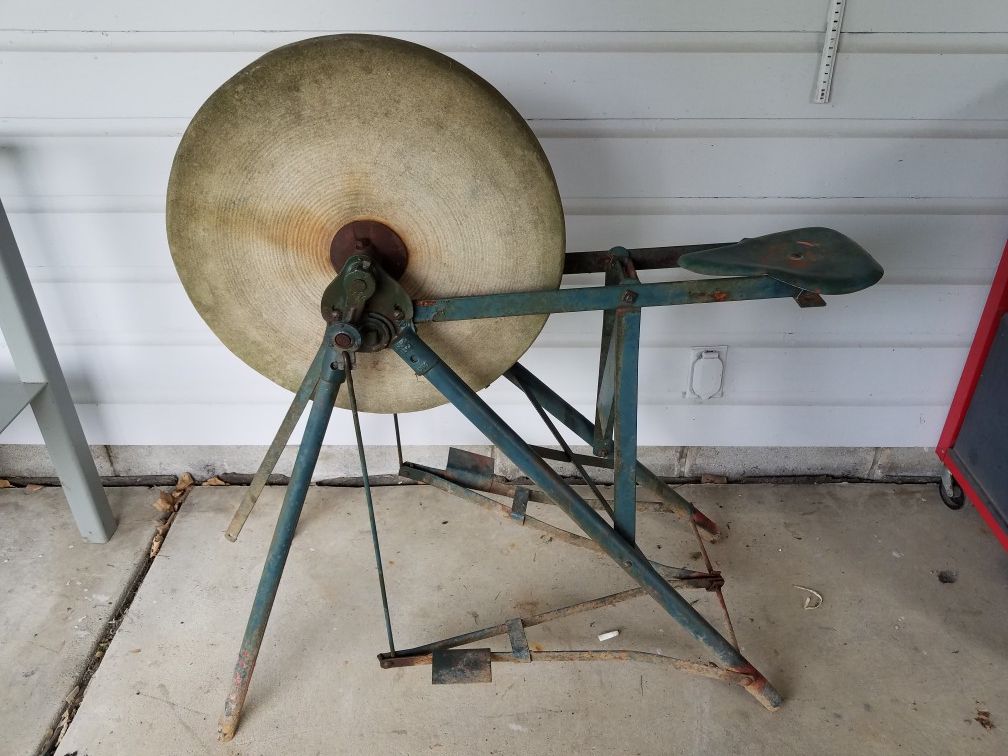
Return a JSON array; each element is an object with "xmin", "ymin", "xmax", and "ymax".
[{"xmin": 743, "ymin": 670, "xmax": 784, "ymax": 711}]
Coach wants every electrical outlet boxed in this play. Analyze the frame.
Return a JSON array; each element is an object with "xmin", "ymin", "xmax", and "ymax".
[{"xmin": 687, "ymin": 346, "xmax": 727, "ymax": 401}]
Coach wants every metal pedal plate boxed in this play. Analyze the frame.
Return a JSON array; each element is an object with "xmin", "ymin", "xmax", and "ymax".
[{"xmin": 432, "ymin": 648, "xmax": 493, "ymax": 684}]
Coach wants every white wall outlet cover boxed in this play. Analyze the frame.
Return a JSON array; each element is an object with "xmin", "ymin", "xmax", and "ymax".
[{"xmin": 688, "ymin": 346, "xmax": 727, "ymax": 401}]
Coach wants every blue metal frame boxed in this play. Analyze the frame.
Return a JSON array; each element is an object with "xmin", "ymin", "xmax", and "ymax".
[
  {"xmin": 413, "ymin": 274, "xmax": 798, "ymax": 322},
  {"xmin": 606, "ymin": 250, "xmax": 643, "ymax": 540},
  {"xmin": 218, "ymin": 229, "xmax": 887, "ymax": 737}
]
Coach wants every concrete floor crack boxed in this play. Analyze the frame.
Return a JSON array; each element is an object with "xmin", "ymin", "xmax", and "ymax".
[{"xmin": 35, "ymin": 473, "xmax": 196, "ymax": 756}]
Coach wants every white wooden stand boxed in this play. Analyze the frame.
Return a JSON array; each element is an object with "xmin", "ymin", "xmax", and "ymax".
[{"xmin": 0, "ymin": 198, "xmax": 116, "ymax": 542}]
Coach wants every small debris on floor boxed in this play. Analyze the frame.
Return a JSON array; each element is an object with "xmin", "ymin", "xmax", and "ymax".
[
  {"xmin": 149, "ymin": 473, "xmax": 196, "ymax": 558},
  {"xmin": 597, "ymin": 629, "xmax": 619, "ymax": 642},
  {"xmin": 152, "ymin": 491, "xmax": 175, "ymax": 515},
  {"xmin": 202, "ymin": 475, "xmax": 228, "ymax": 486},
  {"xmin": 937, "ymin": 569, "xmax": 958, "ymax": 584},
  {"xmin": 25, "ymin": 483, "xmax": 43, "ymax": 493},
  {"xmin": 700, "ymin": 474, "xmax": 728, "ymax": 484},
  {"xmin": 793, "ymin": 585, "xmax": 823, "ymax": 609},
  {"xmin": 975, "ymin": 708, "xmax": 995, "ymax": 730},
  {"xmin": 0, "ymin": 478, "xmax": 12, "ymax": 488}
]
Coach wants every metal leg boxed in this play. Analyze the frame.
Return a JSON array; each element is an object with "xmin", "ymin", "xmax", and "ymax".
[
  {"xmin": 506, "ymin": 362, "xmax": 721, "ymax": 539},
  {"xmin": 218, "ymin": 346, "xmax": 343, "ymax": 741},
  {"xmin": 0, "ymin": 198, "xmax": 115, "ymax": 543},
  {"xmin": 612, "ymin": 305, "xmax": 641, "ymax": 542},
  {"xmin": 392, "ymin": 327, "xmax": 780, "ymax": 710},
  {"xmin": 225, "ymin": 343, "xmax": 328, "ymax": 541}
]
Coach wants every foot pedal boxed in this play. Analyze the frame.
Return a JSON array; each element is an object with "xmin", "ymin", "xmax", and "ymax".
[{"xmin": 431, "ymin": 648, "xmax": 492, "ymax": 684}]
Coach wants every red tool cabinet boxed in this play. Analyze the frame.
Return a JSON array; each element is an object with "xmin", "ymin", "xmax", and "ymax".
[{"xmin": 936, "ymin": 240, "xmax": 1008, "ymax": 551}]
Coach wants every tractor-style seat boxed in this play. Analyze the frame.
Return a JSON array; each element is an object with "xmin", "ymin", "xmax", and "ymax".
[{"xmin": 678, "ymin": 227, "xmax": 883, "ymax": 295}]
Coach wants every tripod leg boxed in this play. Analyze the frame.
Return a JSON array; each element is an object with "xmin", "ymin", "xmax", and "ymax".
[
  {"xmin": 392, "ymin": 328, "xmax": 780, "ymax": 710},
  {"xmin": 225, "ymin": 343, "xmax": 328, "ymax": 541},
  {"xmin": 218, "ymin": 355, "xmax": 344, "ymax": 741}
]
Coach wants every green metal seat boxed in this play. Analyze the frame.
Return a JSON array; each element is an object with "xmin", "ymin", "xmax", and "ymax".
[{"xmin": 678, "ymin": 227, "xmax": 883, "ymax": 295}]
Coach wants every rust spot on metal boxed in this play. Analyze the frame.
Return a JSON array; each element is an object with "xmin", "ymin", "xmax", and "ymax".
[
  {"xmin": 330, "ymin": 219, "xmax": 409, "ymax": 278},
  {"xmin": 731, "ymin": 666, "xmax": 781, "ymax": 710},
  {"xmin": 712, "ymin": 290, "xmax": 729, "ymax": 302},
  {"xmin": 691, "ymin": 510, "xmax": 721, "ymax": 539}
]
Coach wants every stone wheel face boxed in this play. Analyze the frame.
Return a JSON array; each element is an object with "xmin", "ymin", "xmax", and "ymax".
[{"xmin": 168, "ymin": 34, "xmax": 565, "ymax": 413}]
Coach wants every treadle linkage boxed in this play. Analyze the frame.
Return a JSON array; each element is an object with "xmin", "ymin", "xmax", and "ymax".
[
  {"xmin": 377, "ymin": 588, "xmax": 754, "ymax": 692},
  {"xmin": 397, "ymin": 455, "xmax": 724, "ymax": 590},
  {"xmin": 385, "ymin": 441, "xmax": 748, "ymax": 693}
]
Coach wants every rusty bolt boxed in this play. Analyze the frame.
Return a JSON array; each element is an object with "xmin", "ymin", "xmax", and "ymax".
[
  {"xmin": 622, "ymin": 289, "xmax": 638, "ymax": 304},
  {"xmin": 334, "ymin": 333, "xmax": 353, "ymax": 349},
  {"xmin": 392, "ymin": 307, "xmax": 404, "ymax": 321}
]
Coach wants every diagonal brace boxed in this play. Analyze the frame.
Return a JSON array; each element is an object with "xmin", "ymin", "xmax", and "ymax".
[
  {"xmin": 506, "ymin": 363, "xmax": 721, "ymax": 540},
  {"xmin": 390, "ymin": 326, "xmax": 780, "ymax": 710},
  {"xmin": 225, "ymin": 341, "xmax": 328, "ymax": 541}
]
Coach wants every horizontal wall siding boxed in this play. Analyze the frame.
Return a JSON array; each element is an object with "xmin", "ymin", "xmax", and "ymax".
[
  {"xmin": 4, "ymin": 2, "xmax": 1007, "ymax": 32},
  {"xmin": 5, "ymin": 49, "xmax": 1008, "ymax": 120},
  {"xmin": 5, "ymin": 210, "xmax": 1006, "ymax": 284},
  {"xmin": 3, "ymin": 135, "xmax": 1008, "ymax": 200},
  {"xmin": 2, "ymin": 5, "xmax": 1007, "ymax": 448}
]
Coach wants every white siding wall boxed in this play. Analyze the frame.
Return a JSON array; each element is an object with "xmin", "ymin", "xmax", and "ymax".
[{"xmin": 2, "ymin": 1, "xmax": 1007, "ymax": 448}]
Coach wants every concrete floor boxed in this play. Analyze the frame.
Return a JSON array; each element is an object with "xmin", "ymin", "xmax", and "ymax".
[
  {"xmin": 0, "ymin": 487, "xmax": 161, "ymax": 756},
  {"xmin": 3, "ymin": 481, "xmax": 1006, "ymax": 755}
]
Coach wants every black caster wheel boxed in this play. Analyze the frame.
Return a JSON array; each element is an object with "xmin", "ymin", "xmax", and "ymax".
[{"xmin": 939, "ymin": 468, "xmax": 966, "ymax": 510}]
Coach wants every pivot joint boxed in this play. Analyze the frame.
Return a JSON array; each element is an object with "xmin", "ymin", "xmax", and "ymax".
[{"xmin": 320, "ymin": 254, "xmax": 415, "ymax": 365}]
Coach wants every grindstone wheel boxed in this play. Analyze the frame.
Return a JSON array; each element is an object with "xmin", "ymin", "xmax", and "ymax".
[{"xmin": 167, "ymin": 34, "xmax": 565, "ymax": 413}]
